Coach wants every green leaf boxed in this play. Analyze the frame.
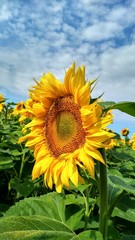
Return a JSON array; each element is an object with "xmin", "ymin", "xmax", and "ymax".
[
  {"xmin": 108, "ymin": 222, "xmax": 121, "ymax": 240},
  {"xmin": 65, "ymin": 194, "xmax": 85, "ymax": 206},
  {"xmin": 108, "ymin": 178, "xmax": 122, "ymax": 205},
  {"xmin": 10, "ymin": 177, "xmax": 35, "ymax": 197},
  {"xmin": 0, "ymin": 158, "xmax": 14, "ymax": 170},
  {"xmin": 10, "ymin": 149, "xmax": 22, "ymax": 156},
  {"xmin": 109, "ymin": 149, "xmax": 134, "ymax": 162},
  {"xmin": 112, "ymin": 195, "xmax": 135, "ymax": 222},
  {"xmin": 4, "ymin": 192, "xmax": 65, "ymax": 222},
  {"xmin": 65, "ymin": 205, "xmax": 84, "ymax": 230},
  {"xmin": 78, "ymin": 230, "xmax": 103, "ymax": 240},
  {"xmin": 98, "ymin": 101, "xmax": 115, "ymax": 109},
  {"xmin": 121, "ymin": 235, "xmax": 135, "ymax": 240},
  {"xmin": 108, "ymin": 169, "xmax": 122, "ymax": 177},
  {"xmin": 0, "ymin": 193, "xmax": 82, "ymax": 239},
  {"xmin": 109, "ymin": 175, "xmax": 135, "ymax": 195},
  {"xmin": 69, "ymin": 183, "xmax": 92, "ymax": 194},
  {"xmin": 0, "ymin": 216, "xmax": 75, "ymax": 240},
  {"xmin": 0, "ymin": 193, "xmax": 101, "ymax": 240},
  {"xmin": 112, "ymin": 102, "xmax": 135, "ymax": 117},
  {"xmin": 99, "ymin": 101, "xmax": 135, "ymax": 117},
  {"xmin": 108, "ymin": 149, "xmax": 135, "ymax": 177},
  {"xmin": 65, "ymin": 194, "xmax": 95, "ymax": 230},
  {"xmin": 0, "ymin": 149, "xmax": 10, "ymax": 154}
]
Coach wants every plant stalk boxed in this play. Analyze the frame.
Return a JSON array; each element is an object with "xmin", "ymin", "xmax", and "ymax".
[
  {"xmin": 99, "ymin": 148, "xmax": 108, "ymax": 240},
  {"xmin": 83, "ymin": 188, "xmax": 90, "ymax": 230}
]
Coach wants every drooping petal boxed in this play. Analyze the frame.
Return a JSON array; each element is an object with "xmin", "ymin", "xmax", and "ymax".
[
  {"xmin": 84, "ymin": 144, "xmax": 105, "ymax": 164},
  {"xmin": 79, "ymin": 148, "xmax": 95, "ymax": 178}
]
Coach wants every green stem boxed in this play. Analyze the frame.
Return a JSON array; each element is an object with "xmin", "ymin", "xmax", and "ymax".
[
  {"xmin": 19, "ymin": 157, "xmax": 25, "ymax": 181},
  {"xmin": 99, "ymin": 148, "xmax": 108, "ymax": 240},
  {"xmin": 83, "ymin": 188, "xmax": 90, "ymax": 230},
  {"xmin": 15, "ymin": 145, "xmax": 28, "ymax": 199},
  {"xmin": 99, "ymin": 149, "xmax": 127, "ymax": 240},
  {"xmin": 19, "ymin": 144, "xmax": 28, "ymax": 180}
]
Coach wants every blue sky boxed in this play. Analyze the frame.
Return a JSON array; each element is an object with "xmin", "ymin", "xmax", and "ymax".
[{"xmin": 0, "ymin": 0, "xmax": 135, "ymax": 136}]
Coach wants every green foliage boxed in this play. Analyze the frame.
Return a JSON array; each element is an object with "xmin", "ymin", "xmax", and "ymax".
[
  {"xmin": 0, "ymin": 216, "xmax": 75, "ymax": 240},
  {"xmin": 112, "ymin": 195, "xmax": 135, "ymax": 223},
  {"xmin": 106, "ymin": 139, "xmax": 135, "ymax": 238},
  {"xmin": 4, "ymin": 192, "xmax": 65, "ymax": 221},
  {"xmin": 0, "ymin": 101, "xmax": 48, "ymax": 210},
  {"xmin": 0, "ymin": 192, "xmax": 102, "ymax": 240},
  {"xmin": 0, "ymin": 99, "xmax": 135, "ymax": 239}
]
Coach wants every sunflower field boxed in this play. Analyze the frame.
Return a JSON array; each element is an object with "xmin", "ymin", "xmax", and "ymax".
[{"xmin": 0, "ymin": 64, "xmax": 135, "ymax": 240}]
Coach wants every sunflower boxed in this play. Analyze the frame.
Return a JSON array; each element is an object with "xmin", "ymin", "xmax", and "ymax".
[
  {"xmin": 13, "ymin": 101, "xmax": 25, "ymax": 116},
  {"xmin": 17, "ymin": 95, "xmax": 38, "ymax": 122},
  {"xmin": 0, "ymin": 94, "xmax": 4, "ymax": 112},
  {"xmin": 19, "ymin": 63, "xmax": 115, "ymax": 192},
  {"xmin": 131, "ymin": 133, "xmax": 135, "ymax": 150},
  {"xmin": 121, "ymin": 128, "xmax": 129, "ymax": 137},
  {"xmin": 105, "ymin": 138, "xmax": 119, "ymax": 150}
]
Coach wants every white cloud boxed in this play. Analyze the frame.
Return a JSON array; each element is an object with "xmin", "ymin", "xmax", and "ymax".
[
  {"xmin": 0, "ymin": 3, "xmax": 12, "ymax": 21},
  {"xmin": 0, "ymin": 0, "xmax": 135, "ymax": 131},
  {"xmin": 82, "ymin": 22, "xmax": 123, "ymax": 41},
  {"xmin": 97, "ymin": 44, "xmax": 135, "ymax": 101}
]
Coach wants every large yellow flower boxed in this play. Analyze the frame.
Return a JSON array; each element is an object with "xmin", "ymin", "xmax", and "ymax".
[{"xmin": 19, "ymin": 63, "xmax": 115, "ymax": 192}]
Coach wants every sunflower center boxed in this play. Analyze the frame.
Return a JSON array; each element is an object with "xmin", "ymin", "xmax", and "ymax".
[
  {"xmin": 45, "ymin": 96, "xmax": 85, "ymax": 157},
  {"xmin": 56, "ymin": 111, "xmax": 77, "ymax": 140}
]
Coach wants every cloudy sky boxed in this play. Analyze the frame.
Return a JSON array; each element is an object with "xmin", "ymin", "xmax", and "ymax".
[{"xmin": 0, "ymin": 0, "xmax": 135, "ymax": 135}]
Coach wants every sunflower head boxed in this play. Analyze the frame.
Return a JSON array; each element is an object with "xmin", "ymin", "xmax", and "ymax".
[
  {"xmin": 18, "ymin": 96, "xmax": 39, "ymax": 122},
  {"xmin": 105, "ymin": 138, "xmax": 119, "ymax": 150},
  {"xmin": 19, "ymin": 63, "xmax": 115, "ymax": 192},
  {"xmin": 0, "ymin": 94, "xmax": 5, "ymax": 112},
  {"xmin": 121, "ymin": 128, "xmax": 129, "ymax": 137},
  {"xmin": 132, "ymin": 133, "xmax": 135, "ymax": 142},
  {"xmin": 131, "ymin": 133, "xmax": 135, "ymax": 150},
  {"xmin": 13, "ymin": 101, "xmax": 25, "ymax": 116}
]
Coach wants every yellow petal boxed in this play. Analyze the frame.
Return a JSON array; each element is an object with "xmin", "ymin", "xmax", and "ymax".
[
  {"xmin": 46, "ymin": 167, "xmax": 53, "ymax": 189},
  {"xmin": 61, "ymin": 164, "xmax": 70, "ymax": 188},
  {"xmin": 64, "ymin": 63, "xmax": 75, "ymax": 93},
  {"xmin": 84, "ymin": 145, "xmax": 105, "ymax": 164},
  {"xmin": 55, "ymin": 178, "xmax": 63, "ymax": 193},
  {"xmin": 68, "ymin": 160, "xmax": 78, "ymax": 186},
  {"xmin": 70, "ymin": 67, "xmax": 85, "ymax": 94},
  {"xmin": 79, "ymin": 148, "xmax": 95, "ymax": 178},
  {"xmin": 25, "ymin": 136, "xmax": 44, "ymax": 147},
  {"xmin": 86, "ymin": 138, "xmax": 105, "ymax": 148}
]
